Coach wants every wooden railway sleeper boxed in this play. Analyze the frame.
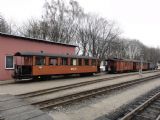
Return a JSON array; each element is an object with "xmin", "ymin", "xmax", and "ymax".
[
  {"xmin": 17, "ymin": 73, "xmax": 140, "ymax": 98},
  {"xmin": 32, "ymin": 75, "xmax": 160, "ymax": 110},
  {"xmin": 156, "ymin": 114, "xmax": 160, "ymax": 120},
  {"xmin": 120, "ymin": 92, "xmax": 160, "ymax": 120}
]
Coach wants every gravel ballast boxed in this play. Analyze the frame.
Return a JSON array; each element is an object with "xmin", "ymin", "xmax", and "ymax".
[
  {"xmin": 0, "ymin": 71, "xmax": 159, "ymax": 95},
  {"xmin": 48, "ymin": 78, "xmax": 160, "ymax": 120}
]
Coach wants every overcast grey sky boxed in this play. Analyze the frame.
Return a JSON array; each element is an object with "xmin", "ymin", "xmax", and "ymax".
[{"xmin": 0, "ymin": 0, "xmax": 160, "ymax": 47}]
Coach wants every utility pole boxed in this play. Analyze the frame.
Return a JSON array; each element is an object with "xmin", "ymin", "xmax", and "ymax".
[{"xmin": 139, "ymin": 51, "xmax": 144, "ymax": 76}]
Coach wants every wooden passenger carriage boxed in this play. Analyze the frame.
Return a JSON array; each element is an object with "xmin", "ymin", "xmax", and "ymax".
[
  {"xmin": 106, "ymin": 58, "xmax": 134, "ymax": 73},
  {"xmin": 13, "ymin": 52, "xmax": 100, "ymax": 81},
  {"xmin": 106, "ymin": 58, "xmax": 150, "ymax": 73}
]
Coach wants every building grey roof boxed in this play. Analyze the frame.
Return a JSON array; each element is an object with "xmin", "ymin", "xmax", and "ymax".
[
  {"xmin": 15, "ymin": 52, "xmax": 98, "ymax": 59},
  {"xmin": 0, "ymin": 32, "xmax": 77, "ymax": 47}
]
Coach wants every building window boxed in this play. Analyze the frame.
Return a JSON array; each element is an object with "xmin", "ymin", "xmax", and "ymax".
[
  {"xmin": 5, "ymin": 56, "xmax": 14, "ymax": 69},
  {"xmin": 35, "ymin": 56, "xmax": 45, "ymax": 65}
]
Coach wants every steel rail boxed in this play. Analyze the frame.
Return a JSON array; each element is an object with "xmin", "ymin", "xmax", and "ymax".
[
  {"xmin": 30, "ymin": 74, "xmax": 160, "ymax": 110},
  {"xmin": 120, "ymin": 91, "xmax": 160, "ymax": 120},
  {"xmin": 17, "ymin": 71, "xmax": 159, "ymax": 99},
  {"xmin": 17, "ymin": 73, "xmax": 141, "ymax": 98}
]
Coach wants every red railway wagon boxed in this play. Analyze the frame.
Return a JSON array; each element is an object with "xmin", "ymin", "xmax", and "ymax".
[
  {"xmin": 107, "ymin": 58, "xmax": 134, "ymax": 73},
  {"xmin": 133, "ymin": 61, "xmax": 140, "ymax": 71},
  {"xmin": 133, "ymin": 61, "xmax": 149, "ymax": 71},
  {"xmin": 143, "ymin": 62, "xmax": 149, "ymax": 70},
  {"xmin": 106, "ymin": 58, "xmax": 150, "ymax": 73},
  {"xmin": 13, "ymin": 52, "xmax": 100, "ymax": 81}
]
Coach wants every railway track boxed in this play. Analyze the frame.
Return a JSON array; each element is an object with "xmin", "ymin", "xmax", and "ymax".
[
  {"xmin": 26, "ymin": 74, "xmax": 160, "ymax": 110},
  {"xmin": 120, "ymin": 90, "xmax": 160, "ymax": 120},
  {"xmin": 17, "ymin": 71, "xmax": 158, "ymax": 99},
  {"xmin": 0, "ymin": 70, "xmax": 158, "ymax": 86}
]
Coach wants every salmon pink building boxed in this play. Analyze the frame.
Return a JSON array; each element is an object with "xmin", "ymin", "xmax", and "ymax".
[{"xmin": 0, "ymin": 32, "xmax": 76, "ymax": 80}]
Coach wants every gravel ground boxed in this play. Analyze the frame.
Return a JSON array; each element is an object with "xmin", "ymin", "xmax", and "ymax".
[
  {"xmin": 19, "ymin": 72, "xmax": 160, "ymax": 103},
  {"xmin": 48, "ymin": 78, "xmax": 160, "ymax": 120},
  {"xmin": 0, "ymin": 73, "xmax": 118, "ymax": 94},
  {"xmin": 98, "ymin": 87, "xmax": 160, "ymax": 120},
  {"xmin": 0, "ymin": 71, "xmax": 158, "ymax": 95}
]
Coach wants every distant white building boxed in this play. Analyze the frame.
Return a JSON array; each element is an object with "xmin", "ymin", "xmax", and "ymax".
[
  {"xmin": 100, "ymin": 61, "xmax": 107, "ymax": 72},
  {"xmin": 157, "ymin": 63, "xmax": 160, "ymax": 69}
]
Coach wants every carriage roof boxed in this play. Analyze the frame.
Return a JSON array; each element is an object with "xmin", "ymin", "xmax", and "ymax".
[{"xmin": 14, "ymin": 52, "xmax": 98, "ymax": 59}]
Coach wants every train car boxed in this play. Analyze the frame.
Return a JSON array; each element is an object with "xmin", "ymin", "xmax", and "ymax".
[
  {"xmin": 13, "ymin": 52, "xmax": 100, "ymax": 81},
  {"xmin": 133, "ymin": 60, "xmax": 141, "ymax": 71},
  {"xmin": 133, "ymin": 61, "xmax": 150, "ymax": 71},
  {"xmin": 106, "ymin": 58, "xmax": 151, "ymax": 73},
  {"xmin": 143, "ymin": 62, "xmax": 149, "ymax": 70},
  {"xmin": 106, "ymin": 58, "xmax": 134, "ymax": 73}
]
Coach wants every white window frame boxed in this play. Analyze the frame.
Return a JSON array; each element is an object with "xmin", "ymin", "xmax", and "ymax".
[{"xmin": 5, "ymin": 55, "xmax": 14, "ymax": 69}]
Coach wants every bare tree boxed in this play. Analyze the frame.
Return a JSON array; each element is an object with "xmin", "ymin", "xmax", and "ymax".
[
  {"xmin": 41, "ymin": 0, "xmax": 84, "ymax": 43},
  {"xmin": 14, "ymin": 0, "xmax": 160, "ymax": 65},
  {"xmin": 19, "ymin": 19, "xmax": 42, "ymax": 39},
  {"xmin": 18, "ymin": 0, "xmax": 83, "ymax": 43},
  {"xmin": 123, "ymin": 39, "xmax": 142, "ymax": 59},
  {"xmin": 76, "ymin": 14, "xmax": 120, "ymax": 60},
  {"xmin": 0, "ymin": 14, "xmax": 9, "ymax": 33}
]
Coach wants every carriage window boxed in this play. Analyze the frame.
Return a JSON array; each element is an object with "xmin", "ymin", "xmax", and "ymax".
[
  {"xmin": 24, "ymin": 56, "xmax": 32, "ymax": 65},
  {"xmin": 84, "ymin": 59, "xmax": 89, "ymax": 65},
  {"xmin": 35, "ymin": 56, "xmax": 45, "ymax": 65},
  {"xmin": 71, "ymin": 58, "xmax": 77, "ymax": 66},
  {"xmin": 92, "ymin": 59, "xmax": 96, "ymax": 65},
  {"xmin": 49, "ymin": 58, "xmax": 57, "ymax": 65},
  {"xmin": 62, "ymin": 58, "xmax": 68, "ymax": 65},
  {"xmin": 5, "ymin": 56, "xmax": 14, "ymax": 69},
  {"xmin": 78, "ymin": 59, "xmax": 82, "ymax": 66}
]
